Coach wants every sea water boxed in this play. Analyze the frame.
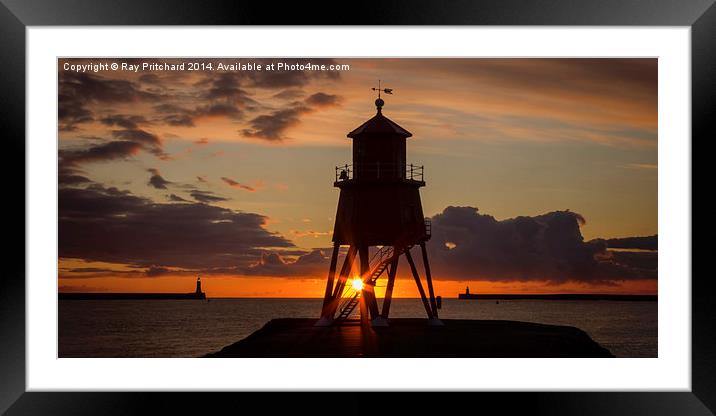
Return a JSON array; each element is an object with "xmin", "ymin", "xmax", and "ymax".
[{"xmin": 58, "ymin": 298, "xmax": 657, "ymax": 358}]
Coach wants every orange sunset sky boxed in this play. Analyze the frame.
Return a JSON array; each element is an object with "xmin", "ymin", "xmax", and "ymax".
[{"xmin": 58, "ymin": 58, "xmax": 657, "ymax": 297}]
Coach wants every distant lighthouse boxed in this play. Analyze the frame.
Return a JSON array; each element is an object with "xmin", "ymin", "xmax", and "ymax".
[
  {"xmin": 317, "ymin": 84, "xmax": 441, "ymax": 327},
  {"xmin": 195, "ymin": 276, "xmax": 203, "ymax": 294}
]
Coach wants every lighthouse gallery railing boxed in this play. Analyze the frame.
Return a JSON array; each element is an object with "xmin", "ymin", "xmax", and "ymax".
[{"xmin": 335, "ymin": 162, "xmax": 424, "ymax": 182}]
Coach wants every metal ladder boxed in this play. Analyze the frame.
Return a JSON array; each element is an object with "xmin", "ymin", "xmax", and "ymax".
[{"xmin": 334, "ymin": 245, "xmax": 409, "ymax": 321}]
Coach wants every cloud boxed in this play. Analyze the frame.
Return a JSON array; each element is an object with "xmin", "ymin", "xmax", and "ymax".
[
  {"xmin": 163, "ymin": 113, "xmax": 196, "ymax": 127},
  {"xmin": 109, "ymin": 128, "xmax": 167, "ymax": 158},
  {"xmin": 138, "ymin": 73, "xmax": 161, "ymax": 84},
  {"xmin": 167, "ymin": 194, "xmax": 190, "ymax": 202},
  {"xmin": 145, "ymin": 266, "xmax": 171, "ymax": 277},
  {"xmin": 193, "ymin": 103, "xmax": 244, "ymax": 120},
  {"xmin": 154, "ymin": 103, "xmax": 196, "ymax": 127},
  {"xmin": 58, "ymin": 71, "xmax": 159, "ymax": 131},
  {"xmin": 59, "ymin": 185, "xmax": 293, "ymax": 270},
  {"xmin": 154, "ymin": 99, "xmax": 246, "ymax": 127},
  {"xmin": 242, "ymin": 249, "xmax": 330, "ymax": 277},
  {"xmin": 61, "ymin": 140, "xmax": 142, "ymax": 163},
  {"xmin": 58, "ymin": 169, "xmax": 92, "ymax": 185},
  {"xmin": 189, "ymin": 190, "xmax": 229, "ymax": 203},
  {"xmin": 241, "ymin": 106, "xmax": 310, "ymax": 141},
  {"xmin": 241, "ymin": 92, "xmax": 342, "ymax": 141},
  {"xmin": 593, "ymin": 235, "xmax": 657, "ymax": 251},
  {"xmin": 110, "ymin": 128, "xmax": 160, "ymax": 147},
  {"xmin": 426, "ymin": 206, "xmax": 656, "ymax": 283},
  {"xmin": 203, "ymin": 73, "xmax": 255, "ymax": 105},
  {"xmin": 147, "ymin": 168, "xmax": 171, "ymax": 189},
  {"xmin": 58, "ymin": 188, "xmax": 656, "ymax": 283},
  {"xmin": 59, "ymin": 140, "xmax": 143, "ymax": 182},
  {"xmin": 59, "ymin": 136, "xmax": 169, "ymax": 187},
  {"xmin": 304, "ymin": 92, "xmax": 342, "ymax": 107},
  {"xmin": 57, "ymin": 99, "xmax": 93, "ymax": 131},
  {"xmin": 229, "ymin": 208, "xmax": 655, "ymax": 283},
  {"xmin": 100, "ymin": 114, "xmax": 150, "ymax": 129},
  {"xmin": 221, "ymin": 177, "xmax": 256, "ymax": 192}
]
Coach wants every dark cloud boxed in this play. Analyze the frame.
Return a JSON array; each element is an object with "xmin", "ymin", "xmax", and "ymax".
[
  {"xmin": 221, "ymin": 177, "xmax": 256, "ymax": 192},
  {"xmin": 60, "ymin": 141, "xmax": 143, "ymax": 168},
  {"xmin": 154, "ymin": 103, "xmax": 188, "ymax": 113},
  {"xmin": 59, "ymin": 59, "xmax": 343, "ymax": 133},
  {"xmin": 145, "ymin": 266, "xmax": 171, "ymax": 277},
  {"xmin": 153, "ymin": 100, "xmax": 245, "ymax": 127},
  {"xmin": 167, "ymin": 194, "xmax": 190, "ymax": 202},
  {"xmin": 189, "ymin": 190, "xmax": 229, "ymax": 203},
  {"xmin": 59, "ymin": 137, "xmax": 167, "ymax": 187},
  {"xmin": 100, "ymin": 114, "xmax": 150, "ymax": 130},
  {"xmin": 138, "ymin": 73, "xmax": 161, "ymax": 84},
  {"xmin": 163, "ymin": 114, "xmax": 196, "ymax": 127},
  {"xmin": 204, "ymin": 73, "xmax": 254, "ymax": 104},
  {"xmin": 194, "ymin": 103, "xmax": 243, "ymax": 120},
  {"xmin": 594, "ymin": 235, "xmax": 657, "ymax": 251},
  {"xmin": 241, "ymin": 106, "xmax": 310, "ymax": 141},
  {"xmin": 60, "ymin": 71, "xmax": 157, "ymax": 103},
  {"xmin": 58, "ymin": 97, "xmax": 93, "ymax": 131},
  {"xmin": 305, "ymin": 92, "xmax": 342, "ymax": 107},
  {"xmin": 59, "ymin": 185, "xmax": 292, "ymax": 270},
  {"xmin": 58, "ymin": 188, "xmax": 656, "ymax": 283},
  {"xmin": 426, "ymin": 206, "xmax": 656, "ymax": 283},
  {"xmin": 110, "ymin": 128, "xmax": 160, "ymax": 147},
  {"xmin": 110, "ymin": 128, "xmax": 167, "ymax": 158},
  {"xmin": 58, "ymin": 171, "xmax": 92, "ymax": 185},
  {"xmin": 153, "ymin": 103, "xmax": 195, "ymax": 127},
  {"xmin": 121, "ymin": 206, "xmax": 654, "ymax": 283},
  {"xmin": 58, "ymin": 71, "xmax": 159, "ymax": 131},
  {"xmin": 241, "ymin": 249, "xmax": 329, "ymax": 277},
  {"xmin": 147, "ymin": 168, "xmax": 171, "ymax": 189},
  {"xmin": 66, "ymin": 267, "xmax": 117, "ymax": 273},
  {"xmin": 241, "ymin": 92, "xmax": 342, "ymax": 141}
]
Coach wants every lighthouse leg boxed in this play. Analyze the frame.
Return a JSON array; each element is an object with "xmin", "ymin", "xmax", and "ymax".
[
  {"xmin": 358, "ymin": 246, "xmax": 369, "ymax": 326},
  {"xmin": 320, "ymin": 243, "xmax": 340, "ymax": 318},
  {"xmin": 404, "ymin": 248, "xmax": 434, "ymax": 319},
  {"xmin": 380, "ymin": 254, "xmax": 399, "ymax": 319},
  {"xmin": 357, "ymin": 246, "xmax": 376, "ymax": 326},
  {"xmin": 420, "ymin": 242, "xmax": 439, "ymax": 318},
  {"xmin": 359, "ymin": 246, "xmax": 381, "ymax": 323},
  {"xmin": 327, "ymin": 245, "xmax": 357, "ymax": 318}
]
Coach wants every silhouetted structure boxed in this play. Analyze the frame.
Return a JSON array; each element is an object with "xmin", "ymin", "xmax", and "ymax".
[
  {"xmin": 196, "ymin": 275, "xmax": 203, "ymax": 294},
  {"xmin": 318, "ymin": 87, "xmax": 440, "ymax": 327},
  {"xmin": 59, "ymin": 276, "xmax": 206, "ymax": 300}
]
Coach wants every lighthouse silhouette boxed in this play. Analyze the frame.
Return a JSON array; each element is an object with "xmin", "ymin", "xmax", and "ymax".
[{"xmin": 317, "ymin": 86, "xmax": 442, "ymax": 327}]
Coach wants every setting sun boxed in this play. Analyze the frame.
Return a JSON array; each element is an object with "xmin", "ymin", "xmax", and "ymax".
[{"xmin": 351, "ymin": 277, "xmax": 364, "ymax": 291}]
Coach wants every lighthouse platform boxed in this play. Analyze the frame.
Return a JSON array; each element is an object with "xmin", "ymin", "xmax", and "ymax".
[{"xmin": 205, "ymin": 318, "xmax": 613, "ymax": 358}]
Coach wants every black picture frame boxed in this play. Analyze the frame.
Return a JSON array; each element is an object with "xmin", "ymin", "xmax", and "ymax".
[{"xmin": 1, "ymin": 0, "xmax": 710, "ymax": 414}]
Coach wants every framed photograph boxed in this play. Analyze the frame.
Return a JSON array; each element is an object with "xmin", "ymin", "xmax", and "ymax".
[{"xmin": 3, "ymin": 0, "xmax": 710, "ymax": 414}]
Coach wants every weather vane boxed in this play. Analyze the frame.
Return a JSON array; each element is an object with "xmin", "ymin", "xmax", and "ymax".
[{"xmin": 371, "ymin": 80, "xmax": 393, "ymax": 98}]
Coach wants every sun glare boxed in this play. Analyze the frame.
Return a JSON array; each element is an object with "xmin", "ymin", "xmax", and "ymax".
[{"xmin": 351, "ymin": 277, "xmax": 364, "ymax": 291}]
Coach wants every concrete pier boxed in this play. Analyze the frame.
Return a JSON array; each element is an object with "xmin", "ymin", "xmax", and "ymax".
[{"xmin": 205, "ymin": 318, "xmax": 614, "ymax": 358}]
